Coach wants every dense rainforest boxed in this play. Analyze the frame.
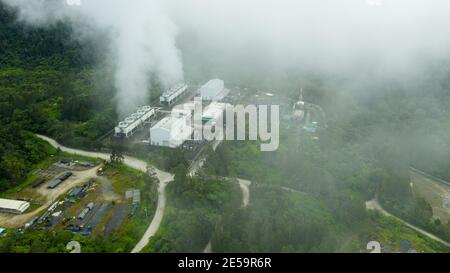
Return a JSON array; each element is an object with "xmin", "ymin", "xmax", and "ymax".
[
  {"xmin": 201, "ymin": 64, "xmax": 450, "ymax": 248},
  {"xmin": 0, "ymin": 3, "xmax": 117, "ymax": 190},
  {"xmin": 1, "ymin": 1, "xmax": 450, "ymax": 252}
]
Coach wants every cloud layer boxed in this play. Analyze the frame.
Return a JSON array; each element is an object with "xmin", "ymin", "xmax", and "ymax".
[{"xmin": 3, "ymin": 0, "xmax": 450, "ymax": 114}]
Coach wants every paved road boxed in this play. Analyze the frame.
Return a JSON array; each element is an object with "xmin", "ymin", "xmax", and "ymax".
[
  {"xmin": 238, "ymin": 179, "xmax": 251, "ymax": 208},
  {"xmin": 203, "ymin": 178, "xmax": 251, "ymax": 253},
  {"xmin": 35, "ymin": 135, "xmax": 173, "ymax": 253},
  {"xmin": 36, "ymin": 136, "xmax": 450, "ymax": 251},
  {"xmin": 365, "ymin": 197, "xmax": 450, "ymax": 248},
  {"xmin": 38, "ymin": 135, "xmax": 252, "ymax": 253}
]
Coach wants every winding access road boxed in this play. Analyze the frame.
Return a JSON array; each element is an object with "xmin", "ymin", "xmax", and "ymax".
[
  {"xmin": 37, "ymin": 135, "xmax": 249, "ymax": 253},
  {"xmin": 37, "ymin": 135, "xmax": 450, "ymax": 251},
  {"xmin": 203, "ymin": 178, "xmax": 252, "ymax": 253},
  {"xmin": 365, "ymin": 197, "xmax": 450, "ymax": 248},
  {"xmin": 35, "ymin": 135, "xmax": 173, "ymax": 253}
]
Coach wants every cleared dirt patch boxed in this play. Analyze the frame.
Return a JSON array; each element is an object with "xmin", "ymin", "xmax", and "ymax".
[
  {"xmin": 0, "ymin": 166, "xmax": 100, "ymax": 228},
  {"xmin": 410, "ymin": 170, "xmax": 450, "ymax": 223}
]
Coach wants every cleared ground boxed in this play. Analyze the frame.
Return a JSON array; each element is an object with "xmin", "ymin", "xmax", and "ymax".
[
  {"xmin": 0, "ymin": 165, "xmax": 100, "ymax": 228},
  {"xmin": 410, "ymin": 169, "xmax": 450, "ymax": 223}
]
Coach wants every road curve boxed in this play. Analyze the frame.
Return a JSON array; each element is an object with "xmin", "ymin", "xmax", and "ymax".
[
  {"xmin": 37, "ymin": 135, "xmax": 252, "ymax": 253},
  {"xmin": 238, "ymin": 179, "xmax": 251, "ymax": 208},
  {"xmin": 35, "ymin": 135, "xmax": 174, "ymax": 253},
  {"xmin": 203, "ymin": 178, "xmax": 252, "ymax": 253},
  {"xmin": 35, "ymin": 137, "xmax": 450, "ymax": 252},
  {"xmin": 366, "ymin": 198, "xmax": 450, "ymax": 248}
]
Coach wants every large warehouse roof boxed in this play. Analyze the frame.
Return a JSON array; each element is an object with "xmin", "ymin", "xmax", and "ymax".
[
  {"xmin": 152, "ymin": 117, "xmax": 176, "ymax": 131},
  {"xmin": 150, "ymin": 116, "xmax": 193, "ymax": 148},
  {"xmin": 0, "ymin": 198, "xmax": 30, "ymax": 214},
  {"xmin": 199, "ymin": 79, "xmax": 225, "ymax": 101}
]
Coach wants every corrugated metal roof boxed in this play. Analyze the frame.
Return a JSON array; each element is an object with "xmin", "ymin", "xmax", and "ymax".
[
  {"xmin": 0, "ymin": 198, "xmax": 30, "ymax": 212},
  {"xmin": 199, "ymin": 79, "xmax": 225, "ymax": 99}
]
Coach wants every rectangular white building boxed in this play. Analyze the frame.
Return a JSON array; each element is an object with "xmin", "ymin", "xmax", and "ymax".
[
  {"xmin": 198, "ymin": 79, "xmax": 227, "ymax": 101},
  {"xmin": 150, "ymin": 116, "xmax": 193, "ymax": 148},
  {"xmin": 0, "ymin": 198, "xmax": 30, "ymax": 214},
  {"xmin": 115, "ymin": 106, "xmax": 155, "ymax": 138},
  {"xmin": 160, "ymin": 83, "xmax": 189, "ymax": 105}
]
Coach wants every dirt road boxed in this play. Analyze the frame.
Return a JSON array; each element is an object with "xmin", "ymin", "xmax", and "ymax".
[
  {"xmin": 0, "ymin": 167, "xmax": 99, "ymax": 228},
  {"xmin": 203, "ymin": 178, "xmax": 252, "ymax": 253},
  {"xmin": 36, "ymin": 135, "xmax": 174, "ymax": 253},
  {"xmin": 365, "ymin": 198, "xmax": 450, "ymax": 248},
  {"xmin": 238, "ymin": 179, "xmax": 251, "ymax": 208}
]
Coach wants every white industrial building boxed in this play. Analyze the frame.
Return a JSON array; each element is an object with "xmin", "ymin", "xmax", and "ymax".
[
  {"xmin": 150, "ymin": 115, "xmax": 193, "ymax": 148},
  {"xmin": 202, "ymin": 102, "xmax": 230, "ymax": 124},
  {"xmin": 115, "ymin": 106, "xmax": 155, "ymax": 138},
  {"xmin": 198, "ymin": 79, "xmax": 229, "ymax": 101},
  {"xmin": 160, "ymin": 83, "xmax": 189, "ymax": 105},
  {"xmin": 0, "ymin": 198, "xmax": 30, "ymax": 214}
]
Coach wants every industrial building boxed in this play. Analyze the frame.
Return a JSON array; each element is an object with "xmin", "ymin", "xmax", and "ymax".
[
  {"xmin": 150, "ymin": 115, "xmax": 193, "ymax": 148},
  {"xmin": 115, "ymin": 106, "xmax": 155, "ymax": 138},
  {"xmin": 0, "ymin": 198, "xmax": 30, "ymax": 214},
  {"xmin": 160, "ymin": 83, "xmax": 189, "ymax": 105},
  {"xmin": 198, "ymin": 79, "xmax": 229, "ymax": 101},
  {"xmin": 171, "ymin": 100, "xmax": 202, "ymax": 121},
  {"xmin": 202, "ymin": 102, "xmax": 230, "ymax": 124}
]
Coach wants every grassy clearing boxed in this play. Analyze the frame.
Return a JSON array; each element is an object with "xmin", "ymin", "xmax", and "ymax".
[
  {"xmin": 353, "ymin": 212, "xmax": 450, "ymax": 253},
  {"xmin": 0, "ymin": 147, "xmax": 157, "ymax": 252},
  {"xmin": 96, "ymin": 163, "xmax": 158, "ymax": 252},
  {"xmin": 0, "ymin": 149, "xmax": 100, "ymax": 199}
]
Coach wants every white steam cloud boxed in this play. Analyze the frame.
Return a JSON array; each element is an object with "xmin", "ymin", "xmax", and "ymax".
[
  {"xmin": 2, "ymin": 0, "xmax": 184, "ymax": 117},
  {"xmin": 3, "ymin": 0, "xmax": 450, "ymax": 114}
]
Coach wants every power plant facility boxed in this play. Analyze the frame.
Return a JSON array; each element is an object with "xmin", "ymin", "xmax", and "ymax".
[
  {"xmin": 160, "ymin": 83, "xmax": 189, "ymax": 105},
  {"xmin": 198, "ymin": 79, "xmax": 229, "ymax": 101},
  {"xmin": 202, "ymin": 102, "xmax": 230, "ymax": 124},
  {"xmin": 142, "ymin": 79, "xmax": 233, "ymax": 148},
  {"xmin": 0, "ymin": 198, "xmax": 30, "ymax": 214},
  {"xmin": 110, "ymin": 77, "xmax": 238, "ymax": 151},
  {"xmin": 150, "ymin": 115, "xmax": 193, "ymax": 148},
  {"xmin": 115, "ymin": 106, "xmax": 156, "ymax": 138}
]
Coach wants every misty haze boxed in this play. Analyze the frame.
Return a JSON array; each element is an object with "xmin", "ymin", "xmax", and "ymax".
[{"xmin": 0, "ymin": 0, "xmax": 450, "ymax": 261}]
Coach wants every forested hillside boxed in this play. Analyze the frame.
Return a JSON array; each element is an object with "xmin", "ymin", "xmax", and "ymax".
[
  {"xmin": 0, "ymin": 3, "xmax": 116, "ymax": 190},
  {"xmin": 203, "ymin": 65, "xmax": 450, "ymax": 247},
  {"xmin": 1, "ymin": 1, "xmax": 450, "ymax": 253}
]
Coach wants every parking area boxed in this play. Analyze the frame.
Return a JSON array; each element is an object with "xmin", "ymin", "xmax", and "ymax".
[
  {"xmin": 0, "ymin": 165, "xmax": 99, "ymax": 229},
  {"xmin": 103, "ymin": 204, "xmax": 128, "ymax": 236}
]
